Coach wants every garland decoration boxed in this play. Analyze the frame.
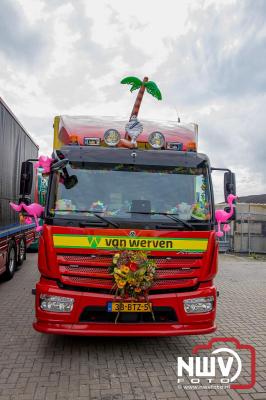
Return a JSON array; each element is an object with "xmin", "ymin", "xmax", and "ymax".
[{"xmin": 109, "ymin": 250, "xmax": 157, "ymax": 322}]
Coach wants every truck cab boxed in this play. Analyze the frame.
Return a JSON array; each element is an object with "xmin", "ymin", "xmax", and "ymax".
[{"xmin": 33, "ymin": 116, "xmax": 235, "ymax": 336}]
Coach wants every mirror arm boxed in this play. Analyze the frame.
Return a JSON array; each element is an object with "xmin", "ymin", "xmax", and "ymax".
[
  {"xmin": 51, "ymin": 159, "xmax": 69, "ymax": 171},
  {"xmin": 211, "ymin": 167, "xmax": 232, "ymax": 173}
]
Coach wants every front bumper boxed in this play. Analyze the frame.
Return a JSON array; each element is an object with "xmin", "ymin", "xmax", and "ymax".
[{"xmin": 33, "ymin": 278, "xmax": 217, "ymax": 337}]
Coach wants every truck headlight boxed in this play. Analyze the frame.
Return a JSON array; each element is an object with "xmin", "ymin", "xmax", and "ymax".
[
  {"xmin": 40, "ymin": 295, "xmax": 74, "ymax": 313},
  {"xmin": 104, "ymin": 129, "xmax": 121, "ymax": 146},
  {"xmin": 183, "ymin": 296, "xmax": 214, "ymax": 313},
  {"xmin": 148, "ymin": 131, "xmax": 165, "ymax": 149}
]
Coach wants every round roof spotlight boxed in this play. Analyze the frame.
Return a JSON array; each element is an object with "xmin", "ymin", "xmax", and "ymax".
[
  {"xmin": 148, "ymin": 131, "xmax": 165, "ymax": 149},
  {"xmin": 104, "ymin": 129, "xmax": 121, "ymax": 146}
]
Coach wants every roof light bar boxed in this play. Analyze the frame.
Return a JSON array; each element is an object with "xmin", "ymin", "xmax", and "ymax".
[
  {"xmin": 148, "ymin": 131, "xmax": 165, "ymax": 149},
  {"xmin": 104, "ymin": 129, "xmax": 121, "ymax": 147}
]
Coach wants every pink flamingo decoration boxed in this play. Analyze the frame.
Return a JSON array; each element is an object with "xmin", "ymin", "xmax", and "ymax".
[
  {"xmin": 10, "ymin": 202, "xmax": 44, "ymax": 232},
  {"xmin": 215, "ymin": 194, "xmax": 237, "ymax": 237},
  {"xmin": 24, "ymin": 216, "xmax": 33, "ymax": 224},
  {"xmin": 35, "ymin": 155, "xmax": 54, "ymax": 174}
]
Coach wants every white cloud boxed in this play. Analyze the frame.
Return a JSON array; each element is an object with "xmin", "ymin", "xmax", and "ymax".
[{"xmin": 0, "ymin": 0, "xmax": 265, "ymax": 202}]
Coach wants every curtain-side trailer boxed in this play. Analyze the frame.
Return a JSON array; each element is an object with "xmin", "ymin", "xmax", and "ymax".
[{"xmin": 0, "ymin": 98, "xmax": 38, "ymax": 279}]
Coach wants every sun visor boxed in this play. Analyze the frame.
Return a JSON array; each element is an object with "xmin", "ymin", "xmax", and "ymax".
[{"xmin": 57, "ymin": 146, "xmax": 208, "ymax": 168}]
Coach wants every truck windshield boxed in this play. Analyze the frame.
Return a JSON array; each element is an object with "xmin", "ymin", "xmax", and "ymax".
[{"xmin": 49, "ymin": 163, "xmax": 211, "ymax": 222}]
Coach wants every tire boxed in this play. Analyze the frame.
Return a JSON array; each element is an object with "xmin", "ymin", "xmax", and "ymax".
[
  {"xmin": 3, "ymin": 241, "xmax": 17, "ymax": 280},
  {"xmin": 17, "ymin": 238, "xmax": 26, "ymax": 266}
]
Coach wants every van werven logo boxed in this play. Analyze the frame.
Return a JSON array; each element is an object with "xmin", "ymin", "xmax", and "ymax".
[
  {"xmin": 87, "ymin": 236, "xmax": 101, "ymax": 248},
  {"xmin": 53, "ymin": 234, "xmax": 208, "ymax": 252},
  {"xmin": 177, "ymin": 338, "xmax": 256, "ymax": 390}
]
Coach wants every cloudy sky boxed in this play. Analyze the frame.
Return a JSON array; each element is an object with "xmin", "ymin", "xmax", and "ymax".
[{"xmin": 0, "ymin": 0, "xmax": 265, "ymax": 201}]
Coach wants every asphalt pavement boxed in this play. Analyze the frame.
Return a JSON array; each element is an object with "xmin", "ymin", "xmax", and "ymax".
[{"xmin": 0, "ymin": 253, "xmax": 265, "ymax": 400}]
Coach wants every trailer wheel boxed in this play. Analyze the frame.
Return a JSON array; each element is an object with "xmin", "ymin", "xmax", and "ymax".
[
  {"xmin": 3, "ymin": 242, "xmax": 17, "ymax": 280},
  {"xmin": 17, "ymin": 238, "xmax": 26, "ymax": 266}
]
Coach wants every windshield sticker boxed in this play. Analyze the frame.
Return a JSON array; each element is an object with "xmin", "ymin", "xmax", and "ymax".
[{"xmin": 53, "ymin": 234, "xmax": 208, "ymax": 252}]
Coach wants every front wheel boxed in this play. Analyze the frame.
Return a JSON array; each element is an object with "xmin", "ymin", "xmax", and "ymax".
[{"xmin": 3, "ymin": 242, "xmax": 17, "ymax": 280}]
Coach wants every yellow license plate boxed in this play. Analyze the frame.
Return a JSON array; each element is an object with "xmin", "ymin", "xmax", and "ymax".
[{"xmin": 107, "ymin": 302, "xmax": 152, "ymax": 312}]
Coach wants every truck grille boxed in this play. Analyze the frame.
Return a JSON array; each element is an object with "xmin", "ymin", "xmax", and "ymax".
[
  {"xmin": 58, "ymin": 254, "xmax": 200, "ymax": 267},
  {"xmin": 57, "ymin": 253, "xmax": 202, "ymax": 292},
  {"xmin": 61, "ymin": 274, "xmax": 197, "ymax": 290}
]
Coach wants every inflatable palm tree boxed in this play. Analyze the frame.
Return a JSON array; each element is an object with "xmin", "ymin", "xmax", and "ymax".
[{"xmin": 121, "ymin": 76, "xmax": 162, "ymax": 119}]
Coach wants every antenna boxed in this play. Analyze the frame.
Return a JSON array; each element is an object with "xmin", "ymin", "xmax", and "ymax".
[{"xmin": 176, "ymin": 108, "xmax": 181, "ymax": 123}]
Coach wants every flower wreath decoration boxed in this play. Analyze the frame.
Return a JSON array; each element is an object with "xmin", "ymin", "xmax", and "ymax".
[{"xmin": 109, "ymin": 250, "xmax": 157, "ymax": 321}]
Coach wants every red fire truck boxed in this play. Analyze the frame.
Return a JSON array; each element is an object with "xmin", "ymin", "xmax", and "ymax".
[{"xmin": 28, "ymin": 115, "xmax": 235, "ymax": 336}]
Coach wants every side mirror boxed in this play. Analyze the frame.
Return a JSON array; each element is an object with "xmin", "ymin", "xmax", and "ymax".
[
  {"xmin": 64, "ymin": 175, "xmax": 78, "ymax": 189},
  {"xmin": 19, "ymin": 161, "xmax": 33, "ymax": 196},
  {"xmin": 18, "ymin": 197, "xmax": 31, "ymax": 205},
  {"xmin": 224, "ymin": 171, "xmax": 236, "ymax": 202}
]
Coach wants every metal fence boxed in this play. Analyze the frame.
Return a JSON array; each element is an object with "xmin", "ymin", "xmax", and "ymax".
[
  {"xmin": 217, "ymin": 212, "xmax": 266, "ymax": 254},
  {"xmin": 217, "ymin": 230, "xmax": 233, "ymax": 253},
  {"xmin": 234, "ymin": 212, "xmax": 266, "ymax": 254}
]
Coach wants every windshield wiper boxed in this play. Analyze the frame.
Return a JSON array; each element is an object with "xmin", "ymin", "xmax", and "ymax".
[
  {"xmin": 128, "ymin": 211, "xmax": 194, "ymax": 230},
  {"xmin": 90, "ymin": 212, "xmax": 119, "ymax": 228},
  {"xmin": 53, "ymin": 210, "xmax": 119, "ymax": 228}
]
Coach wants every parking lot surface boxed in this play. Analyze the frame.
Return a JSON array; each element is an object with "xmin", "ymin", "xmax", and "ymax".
[{"xmin": 0, "ymin": 253, "xmax": 265, "ymax": 400}]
